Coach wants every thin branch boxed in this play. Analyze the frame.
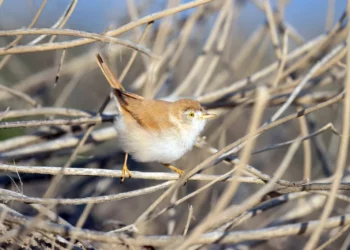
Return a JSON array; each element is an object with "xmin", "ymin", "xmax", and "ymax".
[
  {"xmin": 133, "ymin": 91, "xmax": 344, "ymax": 226},
  {"xmin": 2, "ymin": 207, "xmax": 350, "ymax": 247},
  {"xmin": 270, "ymin": 42, "xmax": 345, "ymax": 122},
  {"xmin": 264, "ymin": 0, "xmax": 282, "ymax": 59},
  {"xmin": 198, "ymin": 33, "xmax": 327, "ymax": 103},
  {"xmin": 0, "ymin": 28, "xmax": 157, "ymax": 58},
  {"xmin": 183, "ymin": 205, "xmax": 193, "ymax": 236},
  {"xmin": 48, "ymin": 0, "xmax": 78, "ymax": 43},
  {"xmin": 0, "ymin": 0, "xmax": 214, "ymax": 58},
  {"xmin": 298, "ymin": 106, "xmax": 312, "ymax": 180},
  {"xmin": 304, "ymin": 10, "xmax": 350, "ymax": 250},
  {"xmin": 0, "ymin": 181, "xmax": 174, "ymax": 205},
  {"xmin": 316, "ymin": 225, "xmax": 350, "ymax": 250},
  {"xmin": 0, "ymin": 163, "xmax": 261, "ymax": 183},
  {"xmin": 0, "ymin": 84, "xmax": 38, "ymax": 107},
  {"xmin": 0, "ymin": 115, "xmax": 114, "ymax": 129},
  {"xmin": 0, "ymin": 0, "xmax": 47, "ymax": 71},
  {"xmin": 252, "ymin": 123, "xmax": 337, "ymax": 155},
  {"xmin": 0, "ymin": 107, "xmax": 91, "ymax": 119}
]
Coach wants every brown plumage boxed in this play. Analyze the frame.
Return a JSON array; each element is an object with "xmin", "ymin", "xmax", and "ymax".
[
  {"xmin": 96, "ymin": 53, "xmax": 203, "ymax": 131},
  {"xmin": 95, "ymin": 53, "xmax": 215, "ymax": 182}
]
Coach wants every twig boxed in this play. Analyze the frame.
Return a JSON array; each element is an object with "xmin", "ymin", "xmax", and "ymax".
[
  {"xmin": 1, "ymin": 0, "xmax": 214, "ymax": 59},
  {"xmin": 264, "ymin": 0, "xmax": 282, "ymax": 59},
  {"xmin": 0, "ymin": 0, "xmax": 47, "ymax": 70},
  {"xmin": 0, "ymin": 28, "xmax": 157, "ymax": 58},
  {"xmin": 0, "ymin": 107, "xmax": 10, "ymax": 121},
  {"xmin": 0, "ymin": 84, "xmax": 38, "ymax": 107},
  {"xmin": 2, "ymin": 206, "xmax": 350, "ymax": 246},
  {"xmin": 325, "ymin": 0, "xmax": 336, "ymax": 31},
  {"xmin": 253, "ymin": 123, "xmax": 338, "ymax": 155},
  {"xmin": 29, "ymin": 0, "xmax": 78, "ymax": 45},
  {"xmin": 194, "ymin": 0, "xmax": 234, "ymax": 96},
  {"xmin": 133, "ymin": 91, "xmax": 344, "ymax": 227},
  {"xmin": 119, "ymin": 22, "xmax": 153, "ymax": 82},
  {"xmin": 0, "ymin": 115, "xmax": 114, "ymax": 129},
  {"xmin": 298, "ymin": 106, "xmax": 312, "ymax": 180},
  {"xmin": 0, "ymin": 163, "xmax": 261, "ymax": 183},
  {"xmin": 0, "ymin": 181, "xmax": 174, "ymax": 205},
  {"xmin": 0, "ymin": 126, "xmax": 115, "ymax": 156},
  {"xmin": 231, "ymin": 25, "xmax": 267, "ymax": 70},
  {"xmin": 176, "ymin": 138, "xmax": 302, "ymax": 249},
  {"xmin": 172, "ymin": 1, "xmax": 230, "ymax": 96},
  {"xmin": 270, "ymin": 42, "xmax": 345, "ymax": 123},
  {"xmin": 175, "ymin": 86, "xmax": 269, "ymax": 249},
  {"xmin": 316, "ymin": 225, "xmax": 350, "ymax": 250},
  {"xmin": 272, "ymin": 29, "xmax": 289, "ymax": 87},
  {"xmin": 183, "ymin": 205, "xmax": 193, "ymax": 236},
  {"xmin": 304, "ymin": 9, "xmax": 350, "ymax": 250},
  {"xmin": 0, "ymin": 107, "xmax": 91, "ymax": 119},
  {"xmin": 198, "ymin": 33, "xmax": 326, "ymax": 103},
  {"xmin": 48, "ymin": 0, "xmax": 78, "ymax": 43},
  {"xmin": 167, "ymin": 189, "xmax": 178, "ymax": 236}
]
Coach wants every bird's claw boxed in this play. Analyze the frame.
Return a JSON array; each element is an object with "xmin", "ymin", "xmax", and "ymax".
[{"xmin": 121, "ymin": 165, "xmax": 132, "ymax": 183}]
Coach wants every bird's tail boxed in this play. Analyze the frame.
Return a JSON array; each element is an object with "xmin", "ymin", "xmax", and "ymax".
[
  {"xmin": 95, "ymin": 53, "xmax": 144, "ymax": 101},
  {"xmin": 95, "ymin": 52, "xmax": 144, "ymax": 116},
  {"xmin": 95, "ymin": 53, "xmax": 125, "ymax": 91}
]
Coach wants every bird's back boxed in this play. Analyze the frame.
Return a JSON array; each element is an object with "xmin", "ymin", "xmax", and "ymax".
[
  {"xmin": 95, "ymin": 53, "xmax": 203, "ymax": 163},
  {"xmin": 119, "ymin": 97, "xmax": 175, "ymax": 132}
]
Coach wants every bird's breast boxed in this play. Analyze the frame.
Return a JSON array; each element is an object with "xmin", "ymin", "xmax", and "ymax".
[{"xmin": 114, "ymin": 117, "xmax": 197, "ymax": 163}]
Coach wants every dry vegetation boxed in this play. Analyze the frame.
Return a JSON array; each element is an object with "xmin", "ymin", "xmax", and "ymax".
[{"xmin": 0, "ymin": 0, "xmax": 350, "ymax": 249}]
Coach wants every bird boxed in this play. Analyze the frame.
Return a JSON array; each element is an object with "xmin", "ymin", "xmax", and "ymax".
[{"xmin": 95, "ymin": 53, "xmax": 216, "ymax": 182}]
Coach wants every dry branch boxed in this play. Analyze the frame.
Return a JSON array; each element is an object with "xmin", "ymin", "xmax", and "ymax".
[{"xmin": 0, "ymin": 1, "xmax": 349, "ymax": 249}]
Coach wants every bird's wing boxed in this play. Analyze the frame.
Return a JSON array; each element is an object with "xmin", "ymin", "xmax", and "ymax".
[
  {"xmin": 95, "ymin": 53, "xmax": 175, "ymax": 131},
  {"xmin": 122, "ymin": 99, "xmax": 174, "ymax": 131}
]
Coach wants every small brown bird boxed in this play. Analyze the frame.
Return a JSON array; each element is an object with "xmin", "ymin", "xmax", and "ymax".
[{"xmin": 95, "ymin": 53, "xmax": 216, "ymax": 182}]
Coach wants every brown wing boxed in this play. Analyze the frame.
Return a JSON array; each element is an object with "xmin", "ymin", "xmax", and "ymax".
[
  {"xmin": 121, "ymin": 99, "xmax": 176, "ymax": 131},
  {"xmin": 95, "ymin": 53, "xmax": 175, "ymax": 131}
]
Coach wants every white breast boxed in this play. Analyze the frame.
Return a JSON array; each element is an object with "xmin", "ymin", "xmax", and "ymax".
[{"xmin": 114, "ymin": 115, "xmax": 205, "ymax": 164}]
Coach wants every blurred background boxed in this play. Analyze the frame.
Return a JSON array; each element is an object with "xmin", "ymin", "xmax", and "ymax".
[{"xmin": 0, "ymin": 0, "xmax": 349, "ymax": 249}]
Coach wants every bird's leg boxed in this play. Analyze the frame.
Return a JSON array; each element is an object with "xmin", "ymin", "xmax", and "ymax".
[
  {"xmin": 162, "ymin": 163, "xmax": 184, "ymax": 176},
  {"xmin": 121, "ymin": 153, "xmax": 132, "ymax": 182}
]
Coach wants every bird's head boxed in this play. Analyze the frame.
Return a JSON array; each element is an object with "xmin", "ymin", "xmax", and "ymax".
[{"xmin": 171, "ymin": 99, "xmax": 216, "ymax": 134}]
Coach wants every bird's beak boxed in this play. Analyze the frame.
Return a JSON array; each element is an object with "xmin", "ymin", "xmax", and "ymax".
[{"xmin": 200, "ymin": 113, "xmax": 216, "ymax": 119}]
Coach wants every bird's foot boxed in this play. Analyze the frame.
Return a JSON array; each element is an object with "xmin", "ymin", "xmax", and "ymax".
[
  {"xmin": 163, "ymin": 164, "xmax": 184, "ymax": 176},
  {"xmin": 173, "ymin": 167, "xmax": 184, "ymax": 176},
  {"xmin": 121, "ymin": 164, "xmax": 132, "ymax": 183},
  {"xmin": 163, "ymin": 164, "xmax": 188, "ymax": 186}
]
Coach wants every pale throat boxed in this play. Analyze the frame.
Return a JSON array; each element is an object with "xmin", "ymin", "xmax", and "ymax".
[{"xmin": 168, "ymin": 113, "xmax": 205, "ymax": 141}]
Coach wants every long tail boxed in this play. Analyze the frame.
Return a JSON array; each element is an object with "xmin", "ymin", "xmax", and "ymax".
[
  {"xmin": 95, "ymin": 53, "xmax": 125, "ymax": 91},
  {"xmin": 95, "ymin": 53, "xmax": 144, "ymax": 102}
]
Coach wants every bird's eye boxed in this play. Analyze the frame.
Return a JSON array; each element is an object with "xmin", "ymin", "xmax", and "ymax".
[{"xmin": 188, "ymin": 112, "xmax": 195, "ymax": 118}]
